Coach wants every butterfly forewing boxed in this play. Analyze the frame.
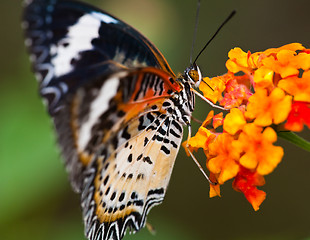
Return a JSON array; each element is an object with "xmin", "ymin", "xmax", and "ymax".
[{"xmin": 23, "ymin": 0, "xmax": 175, "ymax": 114}]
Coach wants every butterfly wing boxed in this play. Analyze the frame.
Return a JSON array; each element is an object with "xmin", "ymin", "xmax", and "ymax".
[
  {"xmin": 23, "ymin": 0, "xmax": 175, "ymax": 114},
  {"xmin": 54, "ymin": 67, "xmax": 184, "ymax": 240},
  {"xmin": 23, "ymin": 0, "xmax": 178, "ymax": 189},
  {"xmin": 23, "ymin": 1, "xmax": 186, "ymax": 239},
  {"xmin": 83, "ymin": 113, "xmax": 183, "ymax": 240}
]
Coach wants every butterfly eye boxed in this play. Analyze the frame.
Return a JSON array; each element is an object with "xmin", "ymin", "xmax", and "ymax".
[
  {"xmin": 187, "ymin": 65, "xmax": 202, "ymax": 88},
  {"xmin": 188, "ymin": 69, "xmax": 200, "ymax": 82}
]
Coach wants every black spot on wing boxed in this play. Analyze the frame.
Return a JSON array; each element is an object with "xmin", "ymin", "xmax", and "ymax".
[
  {"xmin": 163, "ymin": 101, "xmax": 171, "ymax": 107},
  {"xmin": 171, "ymin": 140, "xmax": 178, "ymax": 148},
  {"xmin": 105, "ymin": 186, "xmax": 110, "ymax": 195},
  {"xmin": 143, "ymin": 156, "xmax": 153, "ymax": 165},
  {"xmin": 131, "ymin": 192, "xmax": 137, "ymax": 199},
  {"xmin": 144, "ymin": 137, "xmax": 149, "ymax": 146},
  {"xmin": 110, "ymin": 191, "xmax": 116, "ymax": 201},
  {"xmin": 147, "ymin": 188, "xmax": 164, "ymax": 196},
  {"xmin": 158, "ymin": 126, "xmax": 166, "ymax": 135},
  {"xmin": 138, "ymin": 115, "xmax": 146, "ymax": 131},
  {"xmin": 170, "ymin": 128, "xmax": 181, "ymax": 138},
  {"xmin": 137, "ymin": 173, "xmax": 144, "ymax": 180},
  {"xmin": 127, "ymin": 153, "xmax": 133, "ymax": 163},
  {"xmin": 121, "ymin": 125, "xmax": 131, "ymax": 140},
  {"xmin": 137, "ymin": 154, "xmax": 143, "ymax": 161},
  {"xmin": 146, "ymin": 112, "xmax": 155, "ymax": 122},
  {"xmin": 172, "ymin": 120, "xmax": 182, "ymax": 133},
  {"xmin": 133, "ymin": 200, "xmax": 144, "ymax": 206},
  {"xmin": 103, "ymin": 175, "xmax": 109, "ymax": 186},
  {"xmin": 119, "ymin": 192, "xmax": 125, "ymax": 202},
  {"xmin": 156, "ymin": 135, "xmax": 163, "ymax": 142},
  {"xmin": 160, "ymin": 145, "xmax": 170, "ymax": 155}
]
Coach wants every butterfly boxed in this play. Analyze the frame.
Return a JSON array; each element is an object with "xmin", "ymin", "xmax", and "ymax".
[{"xmin": 23, "ymin": 0, "xmax": 207, "ymax": 239}]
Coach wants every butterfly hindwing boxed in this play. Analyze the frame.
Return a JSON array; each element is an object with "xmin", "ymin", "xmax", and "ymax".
[
  {"xmin": 82, "ymin": 111, "xmax": 183, "ymax": 240},
  {"xmin": 68, "ymin": 69, "xmax": 184, "ymax": 239}
]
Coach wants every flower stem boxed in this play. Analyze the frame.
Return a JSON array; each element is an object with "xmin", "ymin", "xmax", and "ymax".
[{"xmin": 278, "ymin": 131, "xmax": 310, "ymax": 152}]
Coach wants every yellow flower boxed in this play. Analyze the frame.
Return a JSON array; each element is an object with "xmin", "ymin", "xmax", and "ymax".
[
  {"xmin": 278, "ymin": 70, "xmax": 310, "ymax": 102},
  {"xmin": 213, "ymin": 112, "xmax": 223, "ymax": 129},
  {"xmin": 232, "ymin": 124, "xmax": 284, "ymax": 175},
  {"xmin": 200, "ymin": 76, "xmax": 226, "ymax": 104},
  {"xmin": 262, "ymin": 49, "xmax": 310, "ymax": 78},
  {"xmin": 248, "ymin": 52, "xmax": 264, "ymax": 69},
  {"xmin": 209, "ymin": 173, "xmax": 221, "ymax": 198},
  {"xmin": 245, "ymin": 88, "xmax": 292, "ymax": 126},
  {"xmin": 226, "ymin": 47, "xmax": 249, "ymax": 72},
  {"xmin": 187, "ymin": 126, "xmax": 215, "ymax": 151},
  {"xmin": 223, "ymin": 108, "xmax": 246, "ymax": 135},
  {"xmin": 207, "ymin": 133, "xmax": 240, "ymax": 184},
  {"xmin": 262, "ymin": 43, "xmax": 304, "ymax": 56},
  {"xmin": 253, "ymin": 66, "xmax": 275, "ymax": 89}
]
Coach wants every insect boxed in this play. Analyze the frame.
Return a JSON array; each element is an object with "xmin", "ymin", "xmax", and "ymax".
[{"xmin": 23, "ymin": 0, "xmax": 233, "ymax": 239}]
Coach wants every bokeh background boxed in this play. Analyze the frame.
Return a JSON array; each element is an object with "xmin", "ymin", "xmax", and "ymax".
[{"xmin": 1, "ymin": 0, "xmax": 310, "ymax": 239}]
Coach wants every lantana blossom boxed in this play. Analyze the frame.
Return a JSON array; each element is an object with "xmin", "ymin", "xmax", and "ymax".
[{"xmin": 185, "ymin": 43, "xmax": 310, "ymax": 210}]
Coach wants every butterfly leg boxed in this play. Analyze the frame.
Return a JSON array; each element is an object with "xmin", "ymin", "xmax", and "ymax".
[
  {"xmin": 191, "ymin": 88, "xmax": 227, "ymax": 111},
  {"xmin": 185, "ymin": 123, "xmax": 217, "ymax": 185},
  {"xmin": 191, "ymin": 115, "xmax": 203, "ymax": 124}
]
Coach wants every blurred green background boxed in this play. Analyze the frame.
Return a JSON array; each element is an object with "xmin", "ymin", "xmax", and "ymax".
[{"xmin": 1, "ymin": 0, "xmax": 310, "ymax": 239}]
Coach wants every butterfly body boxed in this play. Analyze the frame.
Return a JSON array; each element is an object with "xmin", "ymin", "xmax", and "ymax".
[{"xmin": 23, "ymin": 0, "xmax": 199, "ymax": 239}]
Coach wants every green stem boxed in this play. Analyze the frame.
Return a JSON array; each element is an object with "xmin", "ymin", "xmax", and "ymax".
[{"xmin": 278, "ymin": 131, "xmax": 310, "ymax": 152}]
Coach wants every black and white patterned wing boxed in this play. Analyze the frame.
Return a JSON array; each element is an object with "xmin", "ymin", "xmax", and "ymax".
[{"xmin": 23, "ymin": 0, "xmax": 175, "ymax": 114}]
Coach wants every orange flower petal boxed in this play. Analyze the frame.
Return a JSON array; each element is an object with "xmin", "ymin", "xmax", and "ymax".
[
  {"xmin": 228, "ymin": 47, "xmax": 249, "ymax": 68},
  {"xmin": 187, "ymin": 127, "xmax": 216, "ymax": 151},
  {"xmin": 207, "ymin": 133, "xmax": 240, "ymax": 184},
  {"xmin": 209, "ymin": 173, "xmax": 221, "ymax": 198},
  {"xmin": 262, "ymin": 48, "xmax": 310, "ymax": 78},
  {"xmin": 213, "ymin": 112, "xmax": 223, "ymax": 129},
  {"xmin": 270, "ymin": 88, "xmax": 292, "ymax": 124},
  {"xmin": 263, "ymin": 43, "xmax": 305, "ymax": 56},
  {"xmin": 278, "ymin": 71, "xmax": 310, "ymax": 102},
  {"xmin": 223, "ymin": 108, "xmax": 246, "ymax": 135},
  {"xmin": 245, "ymin": 88, "xmax": 292, "ymax": 126},
  {"xmin": 200, "ymin": 77, "xmax": 226, "ymax": 104},
  {"xmin": 201, "ymin": 110, "xmax": 214, "ymax": 127},
  {"xmin": 248, "ymin": 52, "xmax": 264, "ymax": 69},
  {"xmin": 253, "ymin": 66, "xmax": 275, "ymax": 89},
  {"xmin": 245, "ymin": 88, "xmax": 272, "ymax": 125},
  {"xmin": 232, "ymin": 124, "xmax": 283, "ymax": 175}
]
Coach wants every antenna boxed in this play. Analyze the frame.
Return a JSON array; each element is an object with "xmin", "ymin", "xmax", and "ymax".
[
  {"xmin": 190, "ymin": 0, "xmax": 201, "ymax": 65},
  {"xmin": 193, "ymin": 10, "xmax": 236, "ymax": 64}
]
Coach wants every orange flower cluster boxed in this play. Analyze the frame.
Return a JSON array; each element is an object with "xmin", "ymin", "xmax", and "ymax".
[{"xmin": 186, "ymin": 43, "xmax": 310, "ymax": 210}]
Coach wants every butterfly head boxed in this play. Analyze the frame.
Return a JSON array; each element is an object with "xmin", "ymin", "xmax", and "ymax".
[{"xmin": 184, "ymin": 63, "xmax": 202, "ymax": 88}]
